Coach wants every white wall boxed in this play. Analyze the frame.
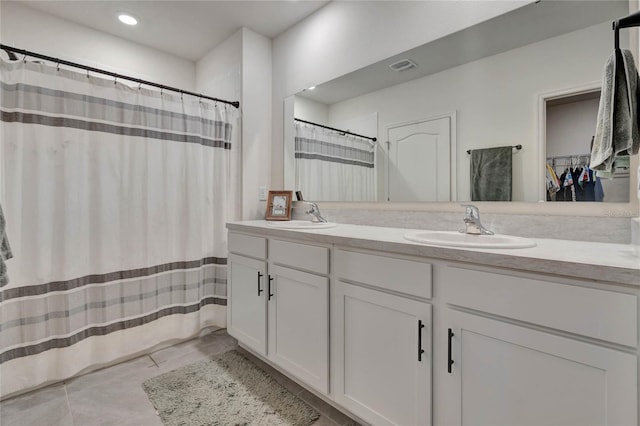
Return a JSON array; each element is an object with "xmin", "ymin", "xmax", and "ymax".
[
  {"xmin": 0, "ymin": 2, "xmax": 195, "ymax": 90},
  {"xmin": 272, "ymin": 0, "xmax": 530, "ymax": 188},
  {"xmin": 294, "ymin": 96, "xmax": 329, "ymax": 123},
  {"xmin": 323, "ymin": 22, "xmax": 613, "ymax": 202},
  {"xmin": 546, "ymin": 97, "xmax": 599, "ymax": 158},
  {"xmin": 197, "ymin": 27, "xmax": 272, "ymax": 221},
  {"xmin": 196, "ymin": 30, "xmax": 243, "ymax": 222},
  {"xmin": 240, "ymin": 28, "xmax": 272, "ymax": 220},
  {"xmin": 196, "ymin": 31, "xmax": 242, "ymax": 104}
]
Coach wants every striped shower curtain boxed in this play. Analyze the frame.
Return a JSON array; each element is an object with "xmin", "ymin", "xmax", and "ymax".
[
  {"xmin": 0, "ymin": 59, "xmax": 238, "ymax": 398},
  {"xmin": 295, "ymin": 122, "xmax": 375, "ymax": 201}
]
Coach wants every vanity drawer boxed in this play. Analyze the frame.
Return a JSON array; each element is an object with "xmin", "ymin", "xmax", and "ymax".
[
  {"xmin": 335, "ymin": 249, "xmax": 432, "ymax": 299},
  {"xmin": 443, "ymin": 266, "xmax": 637, "ymax": 347},
  {"xmin": 269, "ymin": 239, "xmax": 329, "ymax": 275},
  {"xmin": 228, "ymin": 232, "xmax": 267, "ymax": 260}
]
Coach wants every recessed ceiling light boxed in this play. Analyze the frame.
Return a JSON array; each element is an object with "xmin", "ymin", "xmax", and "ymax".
[
  {"xmin": 118, "ymin": 14, "xmax": 138, "ymax": 26},
  {"xmin": 307, "ymin": 86, "xmax": 316, "ymax": 91}
]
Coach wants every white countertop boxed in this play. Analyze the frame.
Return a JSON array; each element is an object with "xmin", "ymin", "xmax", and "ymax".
[{"xmin": 227, "ymin": 220, "xmax": 640, "ymax": 287}]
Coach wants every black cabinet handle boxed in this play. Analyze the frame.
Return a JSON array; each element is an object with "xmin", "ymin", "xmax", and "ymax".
[
  {"xmin": 448, "ymin": 328, "xmax": 455, "ymax": 373},
  {"xmin": 268, "ymin": 275, "xmax": 274, "ymax": 300},
  {"xmin": 418, "ymin": 320, "xmax": 425, "ymax": 362},
  {"xmin": 257, "ymin": 272, "xmax": 263, "ymax": 296}
]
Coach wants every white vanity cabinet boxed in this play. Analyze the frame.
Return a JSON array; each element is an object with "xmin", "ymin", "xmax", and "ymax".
[
  {"xmin": 227, "ymin": 232, "xmax": 330, "ymax": 394},
  {"xmin": 227, "ymin": 233, "xmax": 268, "ymax": 355},
  {"xmin": 438, "ymin": 266, "xmax": 638, "ymax": 426},
  {"xmin": 267, "ymin": 239, "xmax": 330, "ymax": 394},
  {"xmin": 332, "ymin": 249, "xmax": 433, "ymax": 426},
  {"xmin": 227, "ymin": 222, "xmax": 640, "ymax": 426}
]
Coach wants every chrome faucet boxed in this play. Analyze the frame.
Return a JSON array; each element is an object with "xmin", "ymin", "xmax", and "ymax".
[
  {"xmin": 461, "ymin": 204, "xmax": 494, "ymax": 235},
  {"xmin": 306, "ymin": 202, "xmax": 328, "ymax": 223}
]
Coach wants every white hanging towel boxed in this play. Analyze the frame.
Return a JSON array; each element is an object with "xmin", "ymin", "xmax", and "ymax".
[{"xmin": 590, "ymin": 49, "xmax": 640, "ymax": 172}]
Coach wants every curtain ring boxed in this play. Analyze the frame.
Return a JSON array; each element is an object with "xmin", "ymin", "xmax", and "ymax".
[
  {"xmin": 86, "ymin": 69, "xmax": 90, "ymax": 78},
  {"xmin": 22, "ymin": 53, "xmax": 27, "ymax": 63},
  {"xmin": 114, "ymin": 77, "xmax": 117, "ymax": 85},
  {"xmin": 138, "ymin": 82, "xmax": 142, "ymax": 91},
  {"xmin": 56, "ymin": 62, "xmax": 60, "ymax": 71}
]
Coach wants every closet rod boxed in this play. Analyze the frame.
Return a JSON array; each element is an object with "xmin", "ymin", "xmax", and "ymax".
[
  {"xmin": 546, "ymin": 153, "xmax": 590, "ymax": 159},
  {"xmin": 0, "ymin": 44, "xmax": 240, "ymax": 108},
  {"xmin": 466, "ymin": 144, "xmax": 521, "ymax": 155},
  {"xmin": 295, "ymin": 118, "xmax": 377, "ymax": 142},
  {"xmin": 613, "ymin": 9, "xmax": 640, "ymax": 50}
]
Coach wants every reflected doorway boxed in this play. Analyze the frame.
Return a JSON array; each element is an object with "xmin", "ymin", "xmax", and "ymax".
[
  {"xmin": 542, "ymin": 86, "xmax": 630, "ymax": 203},
  {"xmin": 385, "ymin": 113, "xmax": 455, "ymax": 202}
]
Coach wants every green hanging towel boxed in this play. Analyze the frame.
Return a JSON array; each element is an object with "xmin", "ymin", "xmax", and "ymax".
[{"xmin": 470, "ymin": 146, "xmax": 513, "ymax": 201}]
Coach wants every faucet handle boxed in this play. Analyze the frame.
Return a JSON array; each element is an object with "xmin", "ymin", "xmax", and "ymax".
[
  {"xmin": 460, "ymin": 204, "xmax": 494, "ymax": 235},
  {"xmin": 304, "ymin": 201, "xmax": 328, "ymax": 223},
  {"xmin": 460, "ymin": 204, "xmax": 480, "ymax": 220}
]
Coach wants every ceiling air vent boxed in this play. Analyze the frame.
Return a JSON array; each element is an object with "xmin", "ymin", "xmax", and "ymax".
[{"xmin": 389, "ymin": 59, "xmax": 417, "ymax": 72}]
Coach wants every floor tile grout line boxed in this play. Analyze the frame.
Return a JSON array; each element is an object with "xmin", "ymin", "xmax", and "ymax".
[
  {"xmin": 63, "ymin": 381, "xmax": 75, "ymax": 426},
  {"xmin": 148, "ymin": 354, "xmax": 160, "ymax": 368}
]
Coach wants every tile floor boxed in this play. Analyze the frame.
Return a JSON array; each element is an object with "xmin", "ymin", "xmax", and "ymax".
[{"xmin": 0, "ymin": 329, "xmax": 360, "ymax": 426}]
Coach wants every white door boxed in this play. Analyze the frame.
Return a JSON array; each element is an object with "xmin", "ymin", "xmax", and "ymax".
[
  {"xmin": 267, "ymin": 264, "xmax": 329, "ymax": 394},
  {"xmin": 441, "ymin": 309, "xmax": 637, "ymax": 426},
  {"xmin": 227, "ymin": 254, "xmax": 267, "ymax": 356},
  {"xmin": 387, "ymin": 116, "xmax": 452, "ymax": 201},
  {"xmin": 333, "ymin": 282, "xmax": 432, "ymax": 426}
]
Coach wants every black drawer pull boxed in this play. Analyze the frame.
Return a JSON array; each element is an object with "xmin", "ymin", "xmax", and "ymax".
[
  {"xmin": 418, "ymin": 320, "xmax": 425, "ymax": 362},
  {"xmin": 268, "ymin": 275, "xmax": 274, "ymax": 300},
  {"xmin": 257, "ymin": 272, "xmax": 263, "ymax": 296},
  {"xmin": 448, "ymin": 328, "xmax": 455, "ymax": 373}
]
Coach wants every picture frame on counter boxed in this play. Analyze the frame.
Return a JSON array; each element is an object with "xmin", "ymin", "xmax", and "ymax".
[{"xmin": 265, "ymin": 190, "xmax": 292, "ymax": 221}]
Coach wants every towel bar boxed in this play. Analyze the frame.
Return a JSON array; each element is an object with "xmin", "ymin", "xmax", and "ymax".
[{"xmin": 466, "ymin": 144, "xmax": 522, "ymax": 155}]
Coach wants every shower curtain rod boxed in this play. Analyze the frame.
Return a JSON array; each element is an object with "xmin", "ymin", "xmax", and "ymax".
[
  {"xmin": 466, "ymin": 144, "xmax": 522, "ymax": 155},
  {"xmin": 613, "ymin": 9, "xmax": 640, "ymax": 50},
  {"xmin": 295, "ymin": 118, "xmax": 377, "ymax": 142},
  {"xmin": 0, "ymin": 44, "xmax": 240, "ymax": 108}
]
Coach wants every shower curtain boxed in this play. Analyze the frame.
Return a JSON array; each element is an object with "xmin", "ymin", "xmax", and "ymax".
[
  {"xmin": 0, "ymin": 59, "xmax": 238, "ymax": 398},
  {"xmin": 295, "ymin": 122, "xmax": 375, "ymax": 201}
]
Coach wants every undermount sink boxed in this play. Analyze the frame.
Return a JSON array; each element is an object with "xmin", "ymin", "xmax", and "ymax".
[
  {"xmin": 266, "ymin": 220, "xmax": 337, "ymax": 230},
  {"xmin": 404, "ymin": 230, "xmax": 536, "ymax": 249}
]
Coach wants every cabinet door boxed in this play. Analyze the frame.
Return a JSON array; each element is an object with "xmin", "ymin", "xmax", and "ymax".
[
  {"xmin": 333, "ymin": 282, "xmax": 432, "ymax": 426},
  {"xmin": 267, "ymin": 264, "xmax": 329, "ymax": 394},
  {"xmin": 442, "ymin": 309, "xmax": 637, "ymax": 426},
  {"xmin": 227, "ymin": 254, "xmax": 267, "ymax": 356}
]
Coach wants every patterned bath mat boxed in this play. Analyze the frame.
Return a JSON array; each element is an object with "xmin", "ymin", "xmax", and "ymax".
[{"xmin": 142, "ymin": 349, "xmax": 320, "ymax": 426}]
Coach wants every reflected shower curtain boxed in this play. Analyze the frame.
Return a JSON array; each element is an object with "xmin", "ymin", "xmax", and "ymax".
[
  {"xmin": 295, "ymin": 122, "xmax": 375, "ymax": 201},
  {"xmin": 0, "ymin": 59, "xmax": 238, "ymax": 398}
]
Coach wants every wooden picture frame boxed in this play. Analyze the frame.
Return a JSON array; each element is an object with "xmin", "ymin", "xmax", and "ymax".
[{"xmin": 265, "ymin": 190, "xmax": 292, "ymax": 221}]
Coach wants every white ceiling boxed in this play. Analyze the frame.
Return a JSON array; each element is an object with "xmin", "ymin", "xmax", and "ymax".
[{"xmin": 13, "ymin": 0, "xmax": 330, "ymax": 61}]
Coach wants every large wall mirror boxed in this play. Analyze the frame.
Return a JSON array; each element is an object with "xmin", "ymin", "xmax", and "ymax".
[{"xmin": 283, "ymin": 0, "xmax": 635, "ymax": 205}]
